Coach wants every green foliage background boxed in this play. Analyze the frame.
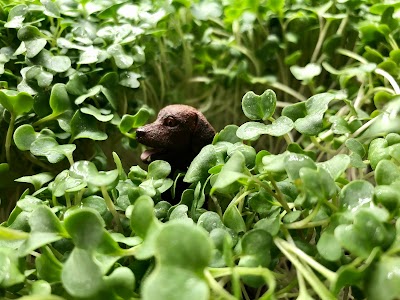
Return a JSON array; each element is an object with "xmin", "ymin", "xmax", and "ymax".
[{"xmin": 1, "ymin": 0, "xmax": 400, "ymax": 299}]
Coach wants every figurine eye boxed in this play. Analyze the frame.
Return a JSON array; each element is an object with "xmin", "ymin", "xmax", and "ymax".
[{"xmin": 164, "ymin": 116, "xmax": 178, "ymax": 127}]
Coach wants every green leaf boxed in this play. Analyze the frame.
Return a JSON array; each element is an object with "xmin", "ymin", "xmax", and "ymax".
[
  {"xmin": 120, "ymin": 71, "xmax": 141, "ymax": 88},
  {"xmin": 36, "ymin": 246, "xmax": 62, "ymax": 283},
  {"xmin": 259, "ymin": 152, "xmax": 286, "ymax": 176},
  {"xmin": 41, "ymin": 0, "xmax": 60, "ymax": 18},
  {"xmin": 30, "ymin": 137, "xmax": 76, "ymax": 163},
  {"xmin": 299, "ymin": 167, "xmax": 337, "ymax": 206},
  {"xmin": 82, "ymin": 195, "xmax": 112, "ymax": 222},
  {"xmin": 211, "ymin": 151, "xmax": 248, "ymax": 194},
  {"xmin": 14, "ymin": 124, "xmax": 39, "ymax": 151},
  {"xmin": 105, "ymin": 267, "xmax": 135, "ymax": 299},
  {"xmin": 50, "ymin": 170, "xmax": 86, "ymax": 197},
  {"xmin": 142, "ymin": 221, "xmax": 212, "ymax": 300},
  {"xmin": 26, "ymin": 66, "xmax": 53, "ymax": 87},
  {"xmin": 0, "ymin": 89, "xmax": 33, "ymax": 116},
  {"xmin": 368, "ymin": 138, "xmax": 390, "ymax": 170},
  {"xmin": 238, "ymin": 229, "xmax": 272, "ymax": 287},
  {"xmin": 184, "ymin": 145, "xmax": 217, "ymax": 183},
  {"xmin": 5, "ymin": 5, "xmax": 28, "ymax": 29},
  {"xmin": 191, "ymin": 1, "xmax": 222, "ymax": 21},
  {"xmin": 130, "ymin": 195, "xmax": 161, "ymax": 259},
  {"xmin": 107, "ymin": 44, "xmax": 133, "ymax": 69},
  {"xmin": 339, "ymin": 180, "xmax": 374, "ymax": 212},
  {"xmin": 335, "ymin": 209, "xmax": 394, "ymax": 259},
  {"xmin": 29, "ymin": 206, "xmax": 65, "ymax": 234},
  {"xmin": 374, "ymin": 185, "xmax": 400, "ymax": 211},
  {"xmin": 290, "ymin": 63, "xmax": 321, "ymax": 82},
  {"xmin": 31, "ymin": 279, "xmax": 51, "ymax": 295},
  {"xmin": 0, "ymin": 248, "xmax": 25, "ymax": 287},
  {"xmin": 283, "ymin": 93, "xmax": 335, "ymax": 136},
  {"xmin": 213, "ymin": 125, "xmax": 241, "ymax": 143},
  {"xmin": 81, "ymin": 105, "xmax": 113, "ymax": 122},
  {"xmin": 18, "ymin": 206, "xmax": 66, "ymax": 256},
  {"xmin": 345, "ymin": 138, "xmax": 366, "ymax": 157},
  {"xmin": 30, "ymin": 49, "xmax": 71, "ymax": 73},
  {"xmin": 318, "ymin": 154, "xmax": 350, "ymax": 180},
  {"xmin": 70, "ymin": 110, "xmax": 108, "ymax": 141},
  {"xmin": 375, "ymin": 160, "xmax": 400, "ymax": 185},
  {"xmin": 66, "ymin": 72, "xmax": 88, "ymax": 96},
  {"xmin": 242, "ymin": 90, "xmax": 276, "ymax": 121},
  {"xmin": 316, "ymin": 231, "xmax": 342, "ymax": 261},
  {"xmin": 223, "ymin": 205, "xmax": 246, "ymax": 233},
  {"xmin": 236, "ymin": 116, "xmax": 294, "ymax": 140},
  {"xmin": 285, "ymin": 152, "xmax": 316, "ymax": 181},
  {"xmin": 119, "ymin": 107, "xmax": 152, "ymax": 133},
  {"xmin": 147, "ymin": 160, "xmax": 171, "ymax": 180},
  {"xmin": 62, "ymin": 248, "xmax": 103, "ymax": 298},
  {"xmin": 87, "ymin": 169, "xmax": 119, "ymax": 187},
  {"xmin": 15, "ymin": 172, "xmax": 53, "ymax": 191},
  {"xmin": 64, "ymin": 208, "xmax": 105, "ymax": 250},
  {"xmin": 227, "ymin": 143, "xmax": 256, "ymax": 168},
  {"xmin": 17, "ymin": 26, "xmax": 47, "ymax": 58},
  {"xmin": 49, "ymin": 83, "xmax": 71, "ymax": 116},
  {"xmin": 366, "ymin": 256, "xmax": 400, "ymax": 300}
]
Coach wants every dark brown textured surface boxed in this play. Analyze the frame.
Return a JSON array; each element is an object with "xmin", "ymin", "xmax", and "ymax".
[{"xmin": 136, "ymin": 104, "xmax": 215, "ymax": 171}]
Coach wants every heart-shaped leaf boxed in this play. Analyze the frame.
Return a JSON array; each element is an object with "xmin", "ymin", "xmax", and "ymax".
[
  {"xmin": 236, "ymin": 116, "xmax": 294, "ymax": 140},
  {"xmin": 120, "ymin": 71, "xmax": 141, "ymax": 88},
  {"xmin": 290, "ymin": 63, "xmax": 321, "ymax": 82},
  {"xmin": 26, "ymin": 66, "xmax": 53, "ymax": 87},
  {"xmin": 0, "ymin": 89, "xmax": 33, "ymax": 116},
  {"xmin": 15, "ymin": 172, "xmax": 54, "ymax": 191},
  {"xmin": 241, "ymin": 89, "xmax": 276, "ymax": 121},
  {"xmin": 30, "ymin": 137, "xmax": 76, "ymax": 163},
  {"xmin": 81, "ymin": 105, "xmax": 113, "ymax": 122},
  {"xmin": 29, "ymin": 49, "xmax": 71, "ymax": 73},
  {"xmin": 283, "ymin": 93, "xmax": 335, "ymax": 136},
  {"xmin": 119, "ymin": 107, "xmax": 152, "ymax": 133}
]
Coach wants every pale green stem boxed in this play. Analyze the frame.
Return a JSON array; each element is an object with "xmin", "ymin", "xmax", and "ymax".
[
  {"xmin": 5, "ymin": 114, "xmax": 16, "ymax": 163},
  {"xmin": 274, "ymin": 238, "xmax": 336, "ymax": 300},
  {"xmin": 101, "ymin": 186, "xmax": 122, "ymax": 232},
  {"xmin": 204, "ymin": 269, "xmax": 237, "ymax": 300},
  {"xmin": 284, "ymin": 201, "xmax": 322, "ymax": 229},
  {"xmin": 275, "ymin": 238, "xmax": 337, "ymax": 282}
]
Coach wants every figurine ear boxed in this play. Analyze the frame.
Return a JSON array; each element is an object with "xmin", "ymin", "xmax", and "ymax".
[{"xmin": 191, "ymin": 111, "xmax": 216, "ymax": 154}]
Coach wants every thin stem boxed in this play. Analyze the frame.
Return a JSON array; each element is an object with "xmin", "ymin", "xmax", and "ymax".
[
  {"xmin": 284, "ymin": 201, "xmax": 322, "ymax": 229},
  {"xmin": 270, "ymin": 82, "xmax": 307, "ymax": 102},
  {"xmin": 311, "ymin": 18, "xmax": 331, "ymax": 63},
  {"xmin": 375, "ymin": 68, "xmax": 400, "ymax": 94},
  {"xmin": 276, "ymin": 238, "xmax": 337, "ymax": 282},
  {"xmin": 204, "ymin": 270, "xmax": 237, "ymax": 300},
  {"xmin": 274, "ymin": 238, "xmax": 336, "ymax": 300},
  {"xmin": 252, "ymin": 177, "xmax": 291, "ymax": 213},
  {"xmin": 101, "ymin": 185, "xmax": 123, "ymax": 232},
  {"xmin": 5, "ymin": 114, "xmax": 16, "ymax": 163}
]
